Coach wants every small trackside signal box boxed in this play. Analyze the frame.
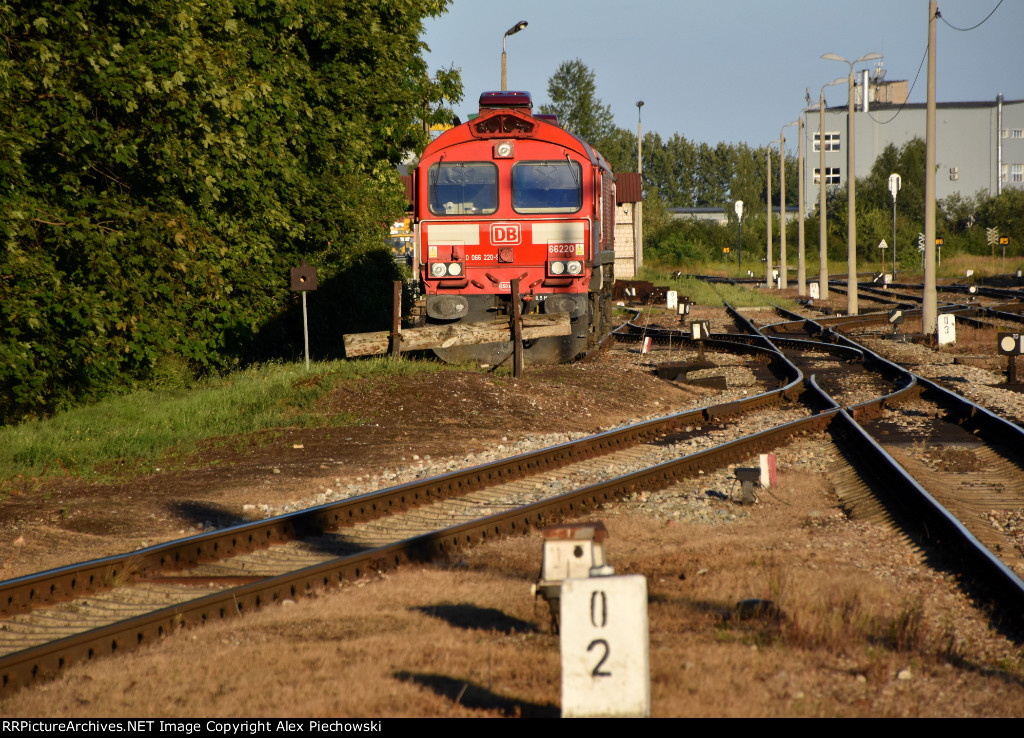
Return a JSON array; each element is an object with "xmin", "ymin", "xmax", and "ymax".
[
  {"xmin": 534, "ymin": 522, "xmax": 614, "ymax": 631},
  {"xmin": 538, "ymin": 522, "xmax": 613, "ymax": 586}
]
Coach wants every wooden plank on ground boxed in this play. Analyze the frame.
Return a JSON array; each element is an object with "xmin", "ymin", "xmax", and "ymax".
[{"xmin": 343, "ymin": 313, "xmax": 572, "ymax": 358}]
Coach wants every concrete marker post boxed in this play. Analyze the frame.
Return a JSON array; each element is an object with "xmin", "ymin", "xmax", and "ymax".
[{"xmin": 560, "ymin": 575, "xmax": 649, "ymax": 718}]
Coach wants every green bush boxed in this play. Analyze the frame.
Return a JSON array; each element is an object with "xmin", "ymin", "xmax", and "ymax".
[{"xmin": 0, "ymin": 0, "xmax": 459, "ymax": 424}]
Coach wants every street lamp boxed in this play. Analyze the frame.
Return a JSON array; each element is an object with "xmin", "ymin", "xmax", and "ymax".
[
  {"xmin": 817, "ymin": 76, "xmax": 846, "ymax": 301},
  {"xmin": 795, "ymin": 109, "xmax": 807, "ymax": 296},
  {"xmin": 501, "ymin": 20, "xmax": 528, "ymax": 91},
  {"xmin": 780, "ymin": 120, "xmax": 798, "ymax": 290},
  {"xmin": 636, "ymin": 100, "xmax": 644, "ymax": 173},
  {"xmin": 765, "ymin": 140, "xmax": 778, "ymax": 288},
  {"xmin": 822, "ymin": 51, "xmax": 882, "ymax": 315},
  {"xmin": 636, "ymin": 100, "xmax": 645, "ymax": 274}
]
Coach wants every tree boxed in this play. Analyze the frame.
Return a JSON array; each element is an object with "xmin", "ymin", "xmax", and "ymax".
[
  {"xmin": 595, "ymin": 126, "xmax": 637, "ymax": 174},
  {"xmin": 976, "ymin": 188, "xmax": 1024, "ymax": 245},
  {"xmin": 859, "ymin": 139, "xmax": 927, "ymax": 220},
  {"xmin": 539, "ymin": 59, "xmax": 615, "ymax": 144},
  {"xmin": 0, "ymin": 0, "xmax": 461, "ymax": 422}
]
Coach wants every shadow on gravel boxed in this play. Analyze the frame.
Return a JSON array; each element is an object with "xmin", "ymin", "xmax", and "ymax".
[
  {"xmin": 413, "ymin": 603, "xmax": 538, "ymax": 634},
  {"xmin": 166, "ymin": 500, "xmax": 384, "ymax": 557},
  {"xmin": 167, "ymin": 500, "xmax": 245, "ymax": 530},
  {"xmin": 394, "ymin": 671, "xmax": 559, "ymax": 717}
]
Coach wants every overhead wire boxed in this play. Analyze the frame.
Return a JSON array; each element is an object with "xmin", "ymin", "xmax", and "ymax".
[
  {"xmin": 864, "ymin": 43, "xmax": 928, "ymax": 126},
  {"xmin": 860, "ymin": 0, "xmax": 1003, "ymax": 126},
  {"xmin": 863, "ymin": 0, "xmax": 1005, "ymax": 126},
  {"xmin": 937, "ymin": 0, "xmax": 1004, "ymax": 32}
]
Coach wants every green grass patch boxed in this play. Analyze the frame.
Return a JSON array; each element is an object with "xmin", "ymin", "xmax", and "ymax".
[
  {"xmin": 636, "ymin": 267, "xmax": 800, "ymax": 310},
  {"xmin": 0, "ymin": 357, "xmax": 451, "ymax": 482}
]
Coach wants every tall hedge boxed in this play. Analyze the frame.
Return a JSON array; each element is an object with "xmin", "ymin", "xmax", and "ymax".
[{"xmin": 0, "ymin": 0, "xmax": 459, "ymax": 422}]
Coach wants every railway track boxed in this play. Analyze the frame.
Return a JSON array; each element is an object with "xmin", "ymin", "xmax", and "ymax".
[
  {"xmin": 4, "ymin": 300, "xmax": 1024, "ymax": 697},
  {"xmin": 625, "ymin": 301, "xmax": 1024, "ymax": 607},
  {"xmin": 0, "ymin": 322, "xmax": 815, "ymax": 693}
]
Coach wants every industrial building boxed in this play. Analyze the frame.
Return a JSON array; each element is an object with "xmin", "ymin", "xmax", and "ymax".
[{"xmin": 802, "ymin": 64, "xmax": 1023, "ymax": 212}]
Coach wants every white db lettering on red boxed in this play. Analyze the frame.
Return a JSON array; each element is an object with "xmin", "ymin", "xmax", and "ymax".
[{"xmin": 490, "ymin": 223, "xmax": 521, "ymax": 245}]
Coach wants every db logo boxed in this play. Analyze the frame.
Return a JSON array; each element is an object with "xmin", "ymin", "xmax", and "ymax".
[{"xmin": 490, "ymin": 223, "xmax": 521, "ymax": 245}]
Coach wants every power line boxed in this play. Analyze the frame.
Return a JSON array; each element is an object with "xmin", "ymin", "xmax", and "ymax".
[
  {"xmin": 865, "ymin": 43, "xmax": 928, "ymax": 126},
  {"xmin": 868, "ymin": 0, "xmax": 1004, "ymax": 126},
  {"xmin": 937, "ymin": 0, "xmax": 1005, "ymax": 31}
]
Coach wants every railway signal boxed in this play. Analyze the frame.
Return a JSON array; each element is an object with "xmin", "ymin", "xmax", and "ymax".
[
  {"xmin": 998, "ymin": 332, "xmax": 1024, "ymax": 385},
  {"xmin": 888, "ymin": 173, "xmax": 900, "ymax": 277},
  {"xmin": 691, "ymin": 320, "xmax": 710, "ymax": 360},
  {"xmin": 888, "ymin": 308, "xmax": 904, "ymax": 335},
  {"xmin": 998, "ymin": 333, "xmax": 1024, "ymax": 356},
  {"xmin": 289, "ymin": 261, "xmax": 318, "ymax": 371},
  {"xmin": 987, "ymin": 227, "xmax": 999, "ymax": 258}
]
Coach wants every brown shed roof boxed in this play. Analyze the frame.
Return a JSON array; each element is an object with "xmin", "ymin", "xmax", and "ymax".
[{"xmin": 615, "ymin": 172, "xmax": 642, "ymax": 204}]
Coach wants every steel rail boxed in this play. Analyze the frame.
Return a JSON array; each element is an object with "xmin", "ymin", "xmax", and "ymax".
[
  {"xmin": 7, "ymin": 301, "xmax": 1020, "ymax": 694},
  {"xmin": 0, "ymin": 384, "xmax": 833, "ymax": 695},
  {"xmin": 770, "ymin": 305, "xmax": 1024, "ymax": 611},
  {"xmin": 0, "ymin": 316, "xmax": 808, "ymax": 621},
  {"xmin": 0, "ymin": 380, "xmax": 791, "ymax": 618}
]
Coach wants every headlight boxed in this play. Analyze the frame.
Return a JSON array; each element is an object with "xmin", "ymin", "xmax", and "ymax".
[
  {"xmin": 549, "ymin": 261, "xmax": 565, "ymax": 275},
  {"xmin": 566, "ymin": 260, "xmax": 583, "ymax": 275},
  {"xmin": 430, "ymin": 262, "xmax": 447, "ymax": 277},
  {"xmin": 447, "ymin": 261, "xmax": 462, "ymax": 276}
]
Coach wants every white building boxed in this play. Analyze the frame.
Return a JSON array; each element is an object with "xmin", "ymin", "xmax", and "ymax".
[{"xmin": 802, "ymin": 76, "xmax": 1024, "ymax": 212}]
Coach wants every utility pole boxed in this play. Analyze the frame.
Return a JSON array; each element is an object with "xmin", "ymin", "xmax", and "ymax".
[
  {"xmin": 635, "ymin": 100, "xmax": 644, "ymax": 276},
  {"xmin": 923, "ymin": 0, "xmax": 938, "ymax": 334},
  {"xmin": 822, "ymin": 52, "xmax": 882, "ymax": 315},
  {"xmin": 818, "ymin": 77, "xmax": 845, "ymax": 300},
  {"xmin": 797, "ymin": 116, "xmax": 806, "ymax": 296},
  {"xmin": 766, "ymin": 146, "xmax": 773, "ymax": 287}
]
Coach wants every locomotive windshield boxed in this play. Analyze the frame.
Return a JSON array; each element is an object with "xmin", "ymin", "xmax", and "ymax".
[
  {"xmin": 427, "ymin": 162, "xmax": 498, "ymax": 216},
  {"xmin": 512, "ymin": 161, "xmax": 582, "ymax": 214}
]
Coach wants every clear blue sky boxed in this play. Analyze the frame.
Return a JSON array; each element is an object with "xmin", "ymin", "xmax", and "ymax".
[{"xmin": 422, "ymin": 0, "xmax": 1024, "ymax": 148}]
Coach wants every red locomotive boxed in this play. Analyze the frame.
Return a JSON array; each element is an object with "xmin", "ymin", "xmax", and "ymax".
[{"xmin": 414, "ymin": 91, "xmax": 616, "ymax": 364}]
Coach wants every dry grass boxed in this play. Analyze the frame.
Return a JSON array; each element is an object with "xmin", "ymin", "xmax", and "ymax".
[
  {"xmin": 947, "ymin": 323, "xmax": 1001, "ymax": 353},
  {"xmin": 3, "ymin": 466, "xmax": 1024, "ymax": 717}
]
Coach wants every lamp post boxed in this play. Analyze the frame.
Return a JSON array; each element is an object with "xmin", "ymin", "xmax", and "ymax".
[
  {"xmin": 817, "ymin": 77, "xmax": 845, "ymax": 301},
  {"xmin": 780, "ymin": 120, "xmax": 798, "ymax": 290},
  {"xmin": 923, "ymin": 0, "xmax": 938, "ymax": 334},
  {"xmin": 822, "ymin": 51, "xmax": 882, "ymax": 315},
  {"xmin": 636, "ymin": 100, "xmax": 645, "ymax": 275},
  {"xmin": 500, "ymin": 20, "xmax": 528, "ymax": 91},
  {"xmin": 765, "ymin": 143, "xmax": 774, "ymax": 287},
  {"xmin": 796, "ymin": 113, "xmax": 806, "ymax": 296},
  {"xmin": 636, "ymin": 100, "xmax": 644, "ymax": 172}
]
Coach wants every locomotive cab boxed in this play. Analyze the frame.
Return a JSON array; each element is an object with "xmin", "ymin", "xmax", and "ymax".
[{"xmin": 414, "ymin": 91, "xmax": 615, "ymax": 365}]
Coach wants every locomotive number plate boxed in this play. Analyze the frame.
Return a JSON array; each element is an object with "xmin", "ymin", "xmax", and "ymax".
[{"xmin": 548, "ymin": 243, "xmax": 584, "ymax": 256}]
